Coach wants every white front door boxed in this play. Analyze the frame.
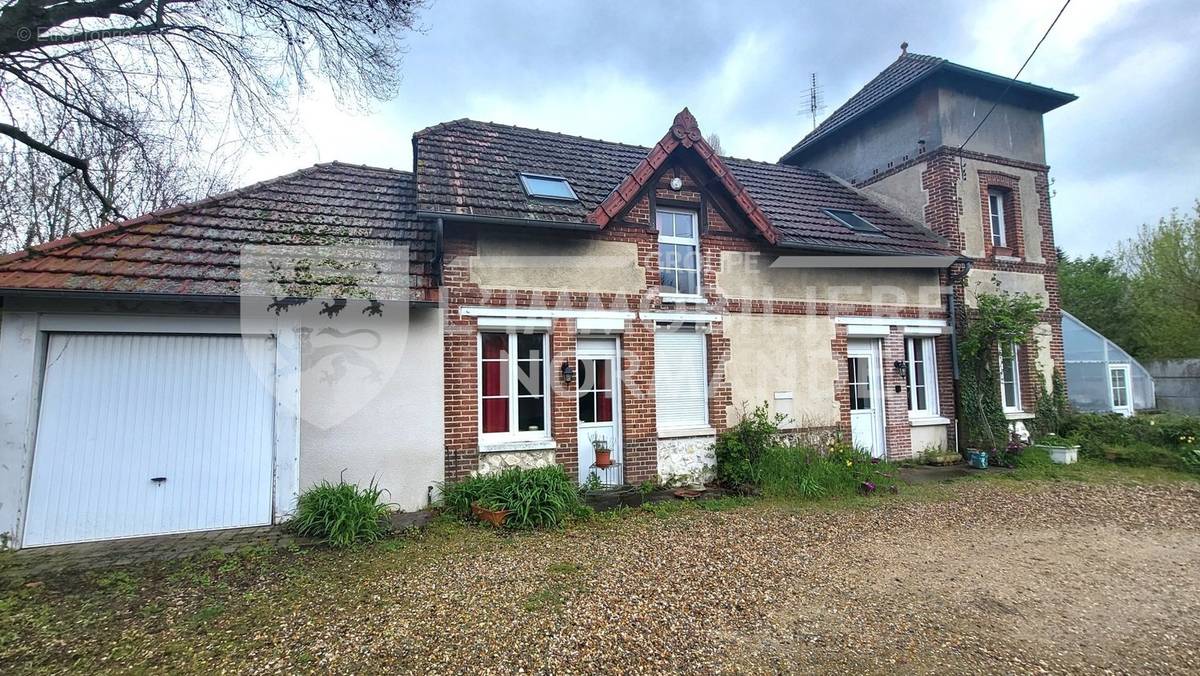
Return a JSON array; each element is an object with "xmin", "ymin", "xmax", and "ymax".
[
  {"xmin": 23, "ymin": 333, "xmax": 277, "ymax": 546},
  {"xmin": 576, "ymin": 338, "xmax": 622, "ymax": 485},
  {"xmin": 848, "ymin": 339, "xmax": 886, "ymax": 459},
  {"xmin": 1109, "ymin": 364, "xmax": 1133, "ymax": 416}
]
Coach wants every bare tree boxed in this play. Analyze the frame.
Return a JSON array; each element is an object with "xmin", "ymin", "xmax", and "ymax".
[
  {"xmin": 705, "ymin": 133, "xmax": 724, "ymax": 156},
  {"xmin": 0, "ymin": 0, "xmax": 424, "ymax": 228},
  {"xmin": 0, "ymin": 107, "xmax": 237, "ymax": 250}
]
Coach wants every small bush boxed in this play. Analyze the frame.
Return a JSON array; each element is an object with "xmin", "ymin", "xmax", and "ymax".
[
  {"xmin": 714, "ymin": 404, "xmax": 785, "ymax": 488},
  {"xmin": 439, "ymin": 465, "xmax": 583, "ymax": 529},
  {"xmin": 290, "ymin": 479, "xmax": 393, "ymax": 548},
  {"xmin": 1060, "ymin": 412, "xmax": 1200, "ymax": 473}
]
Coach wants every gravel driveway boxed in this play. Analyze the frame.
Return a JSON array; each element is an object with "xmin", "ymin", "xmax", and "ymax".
[{"xmin": 3, "ymin": 480, "xmax": 1199, "ymax": 674}]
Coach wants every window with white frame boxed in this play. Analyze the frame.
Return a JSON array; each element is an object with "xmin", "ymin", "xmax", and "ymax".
[
  {"xmin": 480, "ymin": 332, "xmax": 549, "ymax": 439},
  {"xmin": 656, "ymin": 208, "xmax": 700, "ymax": 296},
  {"xmin": 999, "ymin": 341, "xmax": 1022, "ymax": 412},
  {"xmin": 905, "ymin": 337, "xmax": 939, "ymax": 416},
  {"xmin": 654, "ymin": 329, "xmax": 709, "ymax": 430},
  {"xmin": 988, "ymin": 189, "xmax": 1007, "ymax": 247}
]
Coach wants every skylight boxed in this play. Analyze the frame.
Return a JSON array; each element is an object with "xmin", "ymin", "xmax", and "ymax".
[
  {"xmin": 519, "ymin": 173, "xmax": 578, "ymax": 200},
  {"xmin": 823, "ymin": 209, "xmax": 885, "ymax": 235}
]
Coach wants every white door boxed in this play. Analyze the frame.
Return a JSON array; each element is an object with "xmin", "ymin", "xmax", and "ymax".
[
  {"xmin": 1109, "ymin": 364, "xmax": 1133, "ymax": 416},
  {"xmin": 576, "ymin": 338, "xmax": 622, "ymax": 485},
  {"xmin": 23, "ymin": 333, "xmax": 277, "ymax": 547},
  {"xmin": 847, "ymin": 339, "xmax": 886, "ymax": 459}
]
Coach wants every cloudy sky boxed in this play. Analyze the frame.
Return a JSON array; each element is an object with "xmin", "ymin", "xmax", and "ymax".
[{"xmin": 239, "ymin": 0, "xmax": 1199, "ymax": 258}]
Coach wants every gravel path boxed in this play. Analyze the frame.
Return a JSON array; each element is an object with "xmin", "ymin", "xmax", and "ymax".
[{"xmin": 4, "ymin": 481, "xmax": 1199, "ymax": 674}]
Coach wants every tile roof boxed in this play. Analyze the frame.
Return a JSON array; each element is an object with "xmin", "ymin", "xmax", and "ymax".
[
  {"xmin": 415, "ymin": 118, "xmax": 952, "ymax": 256},
  {"xmin": 780, "ymin": 51, "xmax": 1077, "ymax": 162},
  {"xmin": 0, "ymin": 163, "xmax": 437, "ymax": 300}
]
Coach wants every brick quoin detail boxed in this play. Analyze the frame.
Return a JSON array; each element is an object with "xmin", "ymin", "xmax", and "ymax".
[
  {"xmin": 978, "ymin": 170, "xmax": 1025, "ymax": 260},
  {"xmin": 882, "ymin": 328, "xmax": 914, "ymax": 460}
]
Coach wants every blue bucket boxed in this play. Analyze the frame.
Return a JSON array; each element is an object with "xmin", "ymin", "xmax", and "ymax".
[{"xmin": 967, "ymin": 450, "xmax": 989, "ymax": 469}]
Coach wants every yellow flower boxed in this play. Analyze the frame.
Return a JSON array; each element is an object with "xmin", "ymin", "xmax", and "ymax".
[{"xmin": 846, "ymin": 460, "xmax": 853, "ymax": 467}]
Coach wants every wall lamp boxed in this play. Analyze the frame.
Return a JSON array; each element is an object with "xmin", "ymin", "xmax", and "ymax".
[{"xmin": 561, "ymin": 362, "xmax": 576, "ymax": 384}]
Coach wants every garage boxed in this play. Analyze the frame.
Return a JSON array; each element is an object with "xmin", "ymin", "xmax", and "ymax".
[{"xmin": 22, "ymin": 332, "xmax": 278, "ymax": 547}]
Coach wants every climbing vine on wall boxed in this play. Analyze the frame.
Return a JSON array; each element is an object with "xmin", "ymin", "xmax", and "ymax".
[{"xmin": 958, "ymin": 284, "xmax": 1043, "ymax": 451}]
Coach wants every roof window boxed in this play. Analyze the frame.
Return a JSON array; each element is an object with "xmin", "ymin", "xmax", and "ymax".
[
  {"xmin": 823, "ymin": 208, "xmax": 885, "ymax": 235},
  {"xmin": 519, "ymin": 173, "xmax": 578, "ymax": 200}
]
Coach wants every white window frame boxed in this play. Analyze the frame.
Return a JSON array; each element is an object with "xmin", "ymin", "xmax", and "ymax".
[
  {"xmin": 478, "ymin": 331, "xmax": 552, "ymax": 444},
  {"xmin": 653, "ymin": 328, "xmax": 710, "ymax": 434},
  {"xmin": 988, "ymin": 189, "xmax": 1007, "ymax": 247},
  {"xmin": 656, "ymin": 208, "xmax": 701, "ymax": 299},
  {"xmin": 999, "ymin": 341, "xmax": 1022, "ymax": 413},
  {"xmin": 905, "ymin": 337, "xmax": 939, "ymax": 417}
]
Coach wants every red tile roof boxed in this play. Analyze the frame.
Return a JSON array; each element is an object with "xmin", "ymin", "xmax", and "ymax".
[{"xmin": 0, "ymin": 163, "xmax": 437, "ymax": 300}]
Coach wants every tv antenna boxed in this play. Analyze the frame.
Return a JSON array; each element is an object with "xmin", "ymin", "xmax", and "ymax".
[{"xmin": 805, "ymin": 73, "xmax": 825, "ymax": 130}]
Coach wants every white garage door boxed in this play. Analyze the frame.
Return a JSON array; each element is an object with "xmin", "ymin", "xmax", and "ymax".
[{"xmin": 23, "ymin": 333, "xmax": 277, "ymax": 547}]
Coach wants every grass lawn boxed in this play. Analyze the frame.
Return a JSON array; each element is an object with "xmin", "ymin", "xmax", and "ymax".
[{"xmin": 1, "ymin": 458, "xmax": 1198, "ymax": 674}]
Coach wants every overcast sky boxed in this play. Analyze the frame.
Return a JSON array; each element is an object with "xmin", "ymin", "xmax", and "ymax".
[{"xmin": 237, "ymin": 0, "xmax": 1199, "ymax": 258}]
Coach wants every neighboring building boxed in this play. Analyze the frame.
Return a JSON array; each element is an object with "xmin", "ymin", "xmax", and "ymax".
[
  {"xmin": 0, "ymin": 48, "xmax": 1074, "ymax": 548},
  {"xmin": 1062, "ymin": 311, "xmax": 1154, "ymax": 414},
  {"xmin": 1144, "ymin": 359, "xmax": 1200, "ymax": 414}
]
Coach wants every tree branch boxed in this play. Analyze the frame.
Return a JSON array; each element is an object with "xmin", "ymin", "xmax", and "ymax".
[{"xmin": 0, "ymin": 120, "xmax": 124, "ymax": 219}]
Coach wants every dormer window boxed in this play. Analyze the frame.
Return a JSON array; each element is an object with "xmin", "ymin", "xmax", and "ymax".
[
  {"xmin": 519, "ymin": 173, "xmax": 578, "ymax": 200},
  {"xmin": 824, "ymin": 209, "xmax": 885, "ymax": 236}
]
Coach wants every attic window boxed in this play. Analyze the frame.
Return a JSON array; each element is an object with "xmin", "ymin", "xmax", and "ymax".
[
  {"xmin": 823, "ymin": 209, "xmax": 885, "ymax": 235},
  {"xmin": 519, "ymin": 173, "xmax": 578, "ymax": 201}
]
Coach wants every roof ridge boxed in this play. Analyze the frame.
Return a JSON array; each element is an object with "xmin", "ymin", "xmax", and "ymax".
[
  {"xmin": 416, "ymin": 117, "xmax": 654, "ymax": 153},
  {"xmin": 319, "ymin": 160, "xmax": 412, "ymax": 176}
]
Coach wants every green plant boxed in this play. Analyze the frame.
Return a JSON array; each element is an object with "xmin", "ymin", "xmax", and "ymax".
[
  {"xmin": 290, "ymin": 478, "xmax": 393, "ymax": 548},
  {"xmin": 581, "ymin": 472, "xmax": 604, "ymax": 493},
  {"xmin": 714, "ymin": 403, "xmax": 785, "ymax": 489},
  {"xmin": 957, "ymin": 285, "xmax": 1043, "ymax": 450},
  {"xmin": 756, "ymin": 443, "xmax": 898, "ymax": 500},
  {"xmin": 1059, "ymin": 412, "xmax": 1200, "ymax": 473},
  {"xmin": 439, "ymin": 466, "xmax": 583, "ymax": 529},
  {"xmin": 1029, "ymin": 369, "xmax": 1070, "ymax": 441}
]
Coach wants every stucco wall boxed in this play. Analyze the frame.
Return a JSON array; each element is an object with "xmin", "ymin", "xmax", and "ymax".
[
  {"xmin": 1035, "ymin": 321, "xmax": 1055, "ymax": 390},
  {"xmin": 910, "ymin": 424, "xmax": 948, "ymax": 454},
  {"xmin": 723, "ymin": 314, "xmax": 840, "ymax": 426},
  {"xmin": 299, "ymin": 306, "xmax": 443, "ymax": 512},
  {"xmin": 716, "ymin": 252, "xmax": 943, "ymax": 308},
  {"xmin": 469, "ymin": 232, "xmax": 645, "ymax": 294},
  {"xmin": 937, "ymin": 88, "xmax": 1047, "ymax": 165},
  {"xmin": 964, "ymin": 269, "xmax": 1048, "ymax": 309},
  {"xmin": 861, "ymin": 163, "xmax": 928, "ymax": 226},
  {"xmin": 959, "ymin": 159, "xmax": 1046, "ymax": 262}
]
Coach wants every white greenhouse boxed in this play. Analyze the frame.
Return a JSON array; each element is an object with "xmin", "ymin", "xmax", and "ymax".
[{"xmin": 1062, "ymin": 311, "xmax": 1155, "ymax": 414}]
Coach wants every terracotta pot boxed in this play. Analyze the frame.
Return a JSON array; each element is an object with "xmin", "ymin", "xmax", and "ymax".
[
  {"xmin": 471, "ymin": 501, "xmax": 510, "ymax": 527},
  {"xmin": 594, "ymin": 448, "xmax": 613, "ymax": 468}
]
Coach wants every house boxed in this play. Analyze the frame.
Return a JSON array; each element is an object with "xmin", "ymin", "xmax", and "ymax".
[
  {"xmin": 1062, "ymin": 311, "xmax": 1154, "ymax": 415},
  {"xmin": 0, "ymin": 48, "xmax": 1074, "ymax": 548}
]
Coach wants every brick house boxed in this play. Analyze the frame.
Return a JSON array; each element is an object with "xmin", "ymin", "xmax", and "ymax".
[{"xmin": 0, "ymin": 50, "xmax": 1073, "ymax": 547}]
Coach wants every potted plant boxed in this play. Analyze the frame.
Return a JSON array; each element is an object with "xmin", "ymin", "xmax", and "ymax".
[
  {"xmin": 966, "ymin": 449, "xmax": 989, "ymax": 469},
  {"xmin": 1035, "ymin": 433, "xmax": 1079, "ymax": 464},
  {"xmin": 591, "ymin": 435, "xmax": 613, "ymax": 469}
]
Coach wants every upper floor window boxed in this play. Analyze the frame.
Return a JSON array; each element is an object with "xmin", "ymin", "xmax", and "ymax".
[
  {"xmin": 988, "ymin": 188, "xmax": 1007, "ymax": 247},
  {"xmin": 656, "ymin": 208, "xmax": 700, "ymax": 296},
  {"xmin": 480, "ymin": 332, "xmax": 550, "ymax": 440},
  {"xmin": 519, "ymin": 173, "xmax": 578, "ymax": 201},
  {"xmin": 905, "ymin": 337, "xmax": 939, "ymax": 416},
  {"xmin": 999, "ymin": 341, "xmax": 1022, "ymax": 412}
]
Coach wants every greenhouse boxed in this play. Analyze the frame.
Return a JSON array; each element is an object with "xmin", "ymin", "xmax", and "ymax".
[{"xmin": 1062, "ymin": 311, "xmax": 1155, "ymax": 414}]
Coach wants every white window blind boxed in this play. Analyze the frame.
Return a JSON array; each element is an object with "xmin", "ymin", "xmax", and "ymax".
[{"xmin": 654, "ymin": 330, "xmax": 709, "ymax": 430}]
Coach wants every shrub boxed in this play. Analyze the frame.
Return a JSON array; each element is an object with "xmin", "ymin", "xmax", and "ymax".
[
  {"xmin": 714, "ymin": 403, "xmax": 785, "ymax": 488},
  {"xmin": 440, "ymin": 465, "xmax": 584, "ymax": 529},
  {"xmin": 291, "ymin": 478, "xmax": 393, "ymax": 548},
  {"xmin": 1060, "ymin": 412, "xmax": 1200, "ymax": 473}
]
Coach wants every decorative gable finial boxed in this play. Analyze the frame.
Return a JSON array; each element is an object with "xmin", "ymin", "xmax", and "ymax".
[
  {"xmin": 670, "ymin": 107, "xmax": 702, "ymax": 142},
  {"xmin": 900, "ymin": 41, "xmax": 908, "ymax": 56}
]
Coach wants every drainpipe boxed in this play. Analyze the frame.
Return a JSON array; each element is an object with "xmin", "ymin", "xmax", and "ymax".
[{"xmin": 947, "ymin": 257, "xmax": 973, "ymax": 452}]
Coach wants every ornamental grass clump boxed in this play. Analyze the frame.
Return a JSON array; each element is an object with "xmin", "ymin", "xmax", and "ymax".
[
  {"xmin": 755, "ymin": 443, "xmax": 898, "ymax": 501},
  {"xmin": 290, "ymin": 478, "xmax": 394, "ymax": 548},
  {"xmin": 439, "ymin": 465, "xmax": 585, "ymax": 529}
]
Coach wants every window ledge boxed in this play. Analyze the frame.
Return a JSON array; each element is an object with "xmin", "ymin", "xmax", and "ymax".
[
  {"xmin": 1004, "ymin": 411, "xmax": 1035, "ymax": 421},
  {"xmin": 479, "ymin": 438, "xmax": 557, "ymax": 454},
  {"xmin": 660, "ymin": 293, "xmax": 707, "ymax": 305},
  {"xmin": 993, "ymin": 255, "xmax": 1022, "ymax": 263},
  {"xmin": 658, "ymin": 426, "xmax": 716, "ymax": 439},
  {"xmin": 909, "ymin": 415, "xmax": 950, "ymax": 427}
]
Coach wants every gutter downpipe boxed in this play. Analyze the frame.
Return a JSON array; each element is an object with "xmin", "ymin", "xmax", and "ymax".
[{"xmin": 947, "ymin": 256, "xmax": 973, "ymax": 452}]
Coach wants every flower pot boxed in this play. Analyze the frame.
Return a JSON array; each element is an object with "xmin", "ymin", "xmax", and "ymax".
[
  {"xmin": 966, "ymin": 450, "xmax": 989, "ymax": 470},
  {"xmin": 594, "ymin": 448, "xmax": 613, "ymax": 469},
  {"xmin": 1044, "ymin": 445, "xmax": 1079, "ymax": 465},
  {"xmin": 471, "ymin": 501, "xmax": 510, "ymax": 527}
]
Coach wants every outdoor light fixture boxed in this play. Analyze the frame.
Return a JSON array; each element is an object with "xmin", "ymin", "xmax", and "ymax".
[
  {"xmin": 561, "ymin": 362, "xmax": 576, "ymax": 383},
  {"xmin": 669, "ymin": 176, "xmax": 683, "ymax": 191},
  {"xmin": 893, "ymin": 360, "xmax": 906, "ymax": 371}
]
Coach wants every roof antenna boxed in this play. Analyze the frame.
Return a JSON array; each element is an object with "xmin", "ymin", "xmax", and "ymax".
[
  {"xmin": 900, "ymin": 41, "xmax": 909, "ymax": 56},
  {"xmin": 805, "ymin": 72, "xmax": 825, "ymax": 130}
]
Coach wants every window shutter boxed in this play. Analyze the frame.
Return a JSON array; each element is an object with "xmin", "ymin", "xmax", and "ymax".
[{"xmin": 654, "ymin": 331, "xmax": 709, "ymax": 430}]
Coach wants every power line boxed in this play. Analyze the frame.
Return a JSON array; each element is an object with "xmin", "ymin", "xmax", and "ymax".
[{"xmin": 957, "ymin": 0, "xmax": 1072, "ymax": 155}]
